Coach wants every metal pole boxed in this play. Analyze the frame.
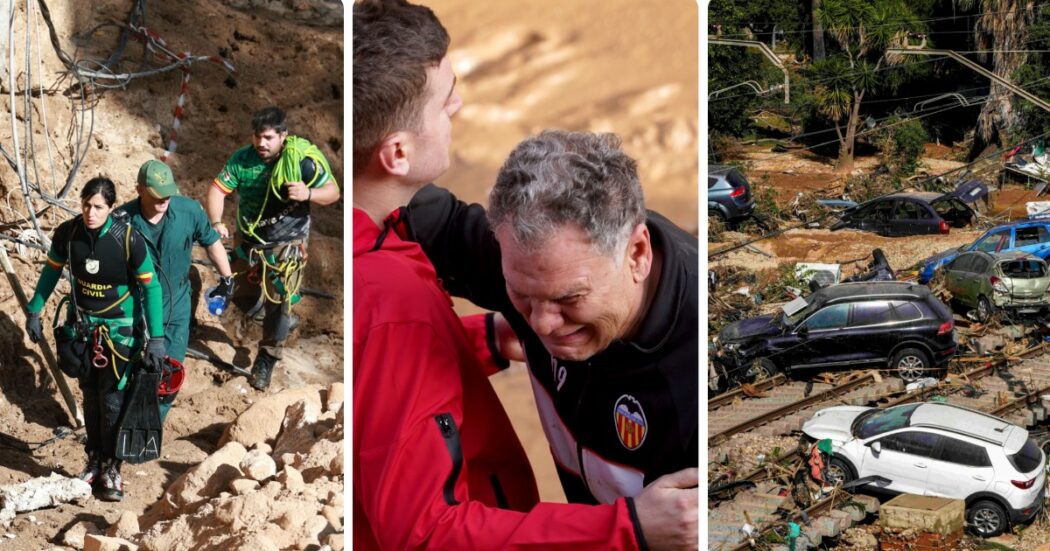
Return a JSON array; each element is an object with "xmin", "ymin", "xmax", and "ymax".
[
  {"xmin": 709, "ymin": 37, "xmax": 790, "ymax": 104},
  {"xmin": 0, "ymin": 245, "xmax": 83, "ymax": 427},
  {"xmin": 887, "ymin": 48, "xmax": 1050, "ymax": 114}
]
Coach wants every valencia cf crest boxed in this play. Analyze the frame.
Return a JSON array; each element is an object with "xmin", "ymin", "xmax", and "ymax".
[
  {"xmin": 613, "ymin": 394, "xmax": 647, "ymax": 451},
  {"xmin": 85, "ymin": 259, "xmax": 100, "ymax": 274}
]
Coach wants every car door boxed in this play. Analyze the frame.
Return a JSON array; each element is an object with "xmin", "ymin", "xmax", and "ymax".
[
  {"xmin": 871, "ymin": 200, "xmax": 897, "ymax": 235},
  {"xmin": 1013, "ymin": 224, "xmax": 1050, "ymax": 255},
  {"xmin": 858, "ymin": 430, "xmax": 941, "ymax": 495},
  {"xmin": 843, "ymin": 300, "xmax": 895, "ymax": 365},
  {"xmin": 924, "ymin": 435, "xmax": 994, "ymax": 499},
  {"xmin": 968, "ymin": 254, "xmax": 993, "ymax": 306},
  {"xmin": 890, "ymin": 199, "xmax": 930, "ymax": 236},
  {"xmin": 943, "ymin": 254, "xmax": 975, "ymax": 303},
  {"xmin": 791, "ymin": 303, "xmax": 851, "ymax": 369}
]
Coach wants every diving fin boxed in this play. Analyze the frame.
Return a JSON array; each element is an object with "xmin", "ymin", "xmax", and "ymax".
[{"xmin": 113, "ymin": 368, "xmax": 163, "ymax": 464}]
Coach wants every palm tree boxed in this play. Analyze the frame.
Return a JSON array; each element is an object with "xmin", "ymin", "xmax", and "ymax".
[
  {"xmin": 956, "ymin": 0, "xmax": 1034, "ymax": 157},
  {"xmin": 812, "ymin": 0, "xmax": 826, "ymax": 60},
  {"xmin": 814, "ymin": 0, "xmax": 920, "ymax": 172}
]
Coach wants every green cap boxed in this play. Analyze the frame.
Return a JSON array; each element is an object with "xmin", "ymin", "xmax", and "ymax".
[{"xmin": 138, "ymin": 159, "xmax": 179, "ymax": 199}]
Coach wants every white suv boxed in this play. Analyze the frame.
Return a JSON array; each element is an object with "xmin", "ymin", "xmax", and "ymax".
[{"xmin": 802, "ymin": 402, "xmax": 1046, "ymax": 537}]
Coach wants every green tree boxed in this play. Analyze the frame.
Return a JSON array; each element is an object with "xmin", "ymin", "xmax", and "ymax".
[
  {"xmin": 955, "ymin": 0, "xmax": 1035, "ymax": 155},
  {"xmin": 813, "ymin": 0, "xmax": 924, "ymax": 172}
]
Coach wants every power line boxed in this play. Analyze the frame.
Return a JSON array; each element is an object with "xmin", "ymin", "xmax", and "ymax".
[{"xmin": 709, "ymin": 2, "xmax": 1050, "ymax": 36}]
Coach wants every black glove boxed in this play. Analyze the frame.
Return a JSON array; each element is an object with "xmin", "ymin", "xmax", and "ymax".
[
  {"xmin": 144, "ymin": 337, "xmax": 166, "ymax": 373},
  {"xmin": 211, "ymin": 275, "xmax": 235, "ymax": 300},
  {"xmin": 25, "ymin": 311, "xmax": 43, "ymax": 343}
]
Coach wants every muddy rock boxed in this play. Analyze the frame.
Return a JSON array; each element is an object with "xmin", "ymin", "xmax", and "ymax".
[
  {"xmin": 276, "ymin": 465, "xmax": 305, "ymax": 492},
  {"xmin": 0, "ymin": 473, "xmax": 92, "ymax": 523},
  {"xmin": 84, "ymin": 534, "xmax": 138, "ymax": 551},
  {"xmin": 219, "ymin": 385, "xmax": 326, "ymax": 448},
  {"xmin": 228, "ymin": 478, "xmax": 260, "ymax": 495},
  {"xmin": 241, "ymin": 449, "xmax": 277, "ymax": 482},
  {"xmin": 106, "ymin": 512, "xmax": 140, "ymax": 540},
  {"xmin": 321, "ymin": 504, "xmax": 341, "ymax": 531},
  {"xmin": 325, "ymin": 382, "xmax": 343, "ymax": 414},
  {"xmin": 145, "ymin": 441, "xmax": 247, "ymax": 523},
  {"xmin": 63, "ymin": 520, "xmax": 102, "ymax": 548},
  {"xmin": 322, "ymin": 532, "xmax": 344, "ymax": 551},
  {"xmin": 273, "ymin": 400, "xmax": 321, "ymax": 460},
  {"xmin": 132, "ymin": 383, "xmax": 344, "ymax": 551}
]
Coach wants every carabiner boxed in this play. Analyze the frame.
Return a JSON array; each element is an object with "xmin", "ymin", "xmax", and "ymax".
[{"xmin": 92, "ymin": 342, "xmax": 108, "ymax": 369}]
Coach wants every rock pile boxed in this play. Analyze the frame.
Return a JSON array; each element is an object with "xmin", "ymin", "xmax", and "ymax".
[{"xmin": 77, "ymin": 382, "xmax": 344, "ymax": 551}]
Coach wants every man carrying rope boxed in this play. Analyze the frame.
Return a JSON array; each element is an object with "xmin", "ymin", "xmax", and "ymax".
[{"xmin": 206, "ymin": 107, "xmax": 340, "ymax": 391}]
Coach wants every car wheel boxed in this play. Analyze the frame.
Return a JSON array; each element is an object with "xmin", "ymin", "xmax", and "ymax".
[
  {"xmin": 827, "ymin": 457, "xmax": 854, "ymax": 487},
  {"xmin": 967, "ymin": 500, "xmax": 1008, "ymax": 537},
  {"xmin": 977, "ymin": 295, "xmax": 995, "ymax": 323},
  {"xmin": 891, "ymin": 347, "xmax": 931, "ymax": 382},
  {"xmin": 709, "ymin": 210, "xmax": 727, "ymax": 234},
  {"xmin": 746, "ymin": 358, "xmax": 778, "ymax": 383}
]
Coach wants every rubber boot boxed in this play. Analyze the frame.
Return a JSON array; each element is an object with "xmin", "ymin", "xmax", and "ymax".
[{"xmin": 249, "ymin": 350, "xmax": 278, "ymax": 391}]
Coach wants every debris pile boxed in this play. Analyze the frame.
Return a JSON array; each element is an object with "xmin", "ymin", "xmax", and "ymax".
[{"xmin": 80, "ymin": 383, "xmax": 345, "ymax": 551}]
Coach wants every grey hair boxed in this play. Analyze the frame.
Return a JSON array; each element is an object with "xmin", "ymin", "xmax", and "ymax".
[{"xmin": 488, "ymin": 130, "xmax": 646, "ymax": 257}]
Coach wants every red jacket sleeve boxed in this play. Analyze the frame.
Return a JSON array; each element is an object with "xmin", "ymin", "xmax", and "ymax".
[
  {"xmin": 459, "ymin": 312, "xmax": 509, "ymax": 376},
  {"xmin": 353, "ymin": 321, "xmax": 641, "ymax": 550}
]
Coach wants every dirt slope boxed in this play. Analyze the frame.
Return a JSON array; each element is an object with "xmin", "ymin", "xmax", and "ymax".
[{"xmin": 0, "ymin": 1, "xmax": 342, "ymax": 548}]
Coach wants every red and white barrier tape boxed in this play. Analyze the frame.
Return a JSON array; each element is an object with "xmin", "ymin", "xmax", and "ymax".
[{"xmin": 124, "ymin": 24, "xmax": 235, "ymax": 162}]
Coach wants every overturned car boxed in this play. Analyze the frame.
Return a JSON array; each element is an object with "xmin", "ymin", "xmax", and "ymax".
[{"xmin": 710, "ymin": 281, "xmax": 955, "ymax": 393}]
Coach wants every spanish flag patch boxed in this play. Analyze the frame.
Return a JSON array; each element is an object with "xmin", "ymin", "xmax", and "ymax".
[
  {"xmin": 136, "ymin": 272, "xmax": 154, "ymax": 285},
  {"xmin": 46, "ymin": 256, "xmax": 63, "ymax": 269}
]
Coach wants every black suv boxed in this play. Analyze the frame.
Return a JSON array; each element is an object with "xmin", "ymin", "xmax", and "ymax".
[{"xmin": 711, "ymin": 282, "xmax": 956, "ymax": 392}]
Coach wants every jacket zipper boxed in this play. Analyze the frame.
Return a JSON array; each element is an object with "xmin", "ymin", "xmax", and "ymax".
[{"xmin": 435, "ymin": 413, "xmax": 463, "ymax": 505}]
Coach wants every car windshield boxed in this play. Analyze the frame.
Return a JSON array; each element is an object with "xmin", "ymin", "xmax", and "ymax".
[
  {"xmin": 854, "ymin": 403, "xmax": 921, "ymax": 439},
  {"xmin": 1008, "ymin": 438, "xmax": 1044, "ymax": 474}
]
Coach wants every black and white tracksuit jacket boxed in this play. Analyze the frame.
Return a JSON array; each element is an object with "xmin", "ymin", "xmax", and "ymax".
[{"xmin": 405, "ymin": 184, "xmax": 698, "ymax": 505}]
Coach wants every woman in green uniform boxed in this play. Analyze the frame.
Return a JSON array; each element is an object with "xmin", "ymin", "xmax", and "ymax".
[{"xmin": 23, "ymin": 177, "xmax": 166, "ymax": 502}]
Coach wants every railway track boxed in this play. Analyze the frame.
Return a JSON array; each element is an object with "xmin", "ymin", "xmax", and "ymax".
[{"xmin": 709, "ymin": 353, "xmax": 1050, "ymax": 549}]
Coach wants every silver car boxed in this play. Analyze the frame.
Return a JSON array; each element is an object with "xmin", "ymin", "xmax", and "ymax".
[{"xmin": 941, "ymin": 250, "xmax": 1050, "ymax": 322}]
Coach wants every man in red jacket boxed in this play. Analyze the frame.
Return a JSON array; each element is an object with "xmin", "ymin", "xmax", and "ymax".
[{"xmin": 352, "ymin": 1, "xmax": 697, "ymax": 549}]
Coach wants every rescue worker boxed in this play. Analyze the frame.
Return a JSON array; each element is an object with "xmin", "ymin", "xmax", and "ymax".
[
  {"xmin": 24, "ymin": 176, "xmax": 166, "ymax": 502},
  {"xmin": 353, "ymin": 1, "xmax": 696, "ymax": 549},
  {"xmin": 405, "ymin": 130, "xmax": 700, "ymax": 519},
  {"xmin": 205, "ymin": 107, "xmax": 340, "ymax": 391},
  {"xmin": 115, "ymin": 160, "xmax": 235, "ymax": 420}
]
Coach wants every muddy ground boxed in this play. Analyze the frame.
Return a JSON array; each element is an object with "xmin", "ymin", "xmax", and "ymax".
[
  {"xmin": 0, "ymin": 1, "xmax": 342, "ymax": 548},
  {"xmin": 709, "ymin": 142, "xmax": 1050, "ymax": 549}
]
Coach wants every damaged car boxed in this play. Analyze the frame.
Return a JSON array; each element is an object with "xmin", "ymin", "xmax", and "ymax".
[
  {"xmin": 802, "ymin": 402, "xmax": 1046, "ymax": 537},
  {"xmin": 712, "ymin": 281, "xmax": 955, "ymax": 391},
  {"xmin": 941, "ymin": 250, "xmax": 1050, "ymax": 322},
  {"xmin": 830, "ymin": 192, "xmax": 974, "ymax": 237},
  {"xmin": 918, "ymin": 219, "xmax": 1050, "ymax": 284}
]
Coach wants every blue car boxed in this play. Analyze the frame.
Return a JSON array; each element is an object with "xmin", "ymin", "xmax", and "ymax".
[{"xmin": 918, "ymin": 220, "xmax": 1050, "ymax": 283}]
